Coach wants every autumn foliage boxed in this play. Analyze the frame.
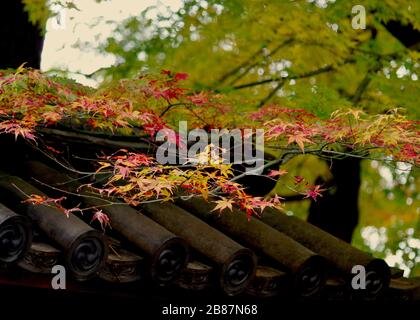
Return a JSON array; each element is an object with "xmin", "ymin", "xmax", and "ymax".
[{"xmin": 0, "ymin": 67, "xmax": 418, "ymax": 224}]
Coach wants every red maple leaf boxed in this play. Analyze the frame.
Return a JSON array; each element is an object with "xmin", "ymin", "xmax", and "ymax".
[
  {"xmin": 91, "ymin": 210, "xmax": 111, "ymax": 230},
  {"xmin": 294, "ymin": 176, "xmax": 304, "ymax": 184},
  {"xmin": 303, "ymin": 185, "xmax": 326, "ymax": 201},
  {"xmin": 268, "ymin": 169, "xmax": 288, "ymax": 177},
  {"xmin": 62, "ymin": 206, "xmax": 83, "ymax": 218},
  {"xmin": 189, "ymin": 92, "xmax": 209, "ymax": 105},
  {"xmin": 46, "ymin": 145, "xmax": 63, "ymax": 154},
  {"xmin": 174, "ymin": 72, "xmax": 188, "ymax": 81}
]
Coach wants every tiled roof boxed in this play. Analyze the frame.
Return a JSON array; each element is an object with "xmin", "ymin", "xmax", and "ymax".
[{"xmin": 0, "ymin": 160, "xmax": 419, "ymax": 302}]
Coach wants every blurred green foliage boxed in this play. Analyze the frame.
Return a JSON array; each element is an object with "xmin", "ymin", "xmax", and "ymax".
[{"xmin": 99, "ymin": 0, "xmax": 419, "ymax": 117}]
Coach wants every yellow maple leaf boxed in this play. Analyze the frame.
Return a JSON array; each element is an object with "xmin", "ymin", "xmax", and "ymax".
[{"xmin": 211, "ymin": 198, "xmax": 234, "ymax": 213}]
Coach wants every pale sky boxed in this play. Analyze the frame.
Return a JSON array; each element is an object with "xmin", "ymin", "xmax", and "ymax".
[{"xmin": 41, "ymin": 0, "xmax": 182, "ymax": 86}]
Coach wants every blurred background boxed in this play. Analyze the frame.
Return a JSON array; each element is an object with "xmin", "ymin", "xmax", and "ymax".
[{"xmin": 6, "ymin": 0, "xmax": 419, "ymax": 276}]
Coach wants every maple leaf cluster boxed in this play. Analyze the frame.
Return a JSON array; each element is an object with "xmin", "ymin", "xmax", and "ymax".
[
  {"xmin": 254, "ymin": 106, "xmax": 419, "ymax": 164},
  {"xmin": 0, "ymin": 67, "xmax": 418, "ymax": 227},
  {"xmin": 91, "ymin": 148, "xmax": 283, "ymax": 220}
]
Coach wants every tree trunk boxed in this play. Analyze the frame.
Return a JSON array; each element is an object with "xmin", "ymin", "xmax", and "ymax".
[
  {"xmin": 307, "ymin": 157, "xmax": 361, "ymax": 243},
  {"xmin": 0, "ymin": 0, "xmax": 43, "ymax": 69}
]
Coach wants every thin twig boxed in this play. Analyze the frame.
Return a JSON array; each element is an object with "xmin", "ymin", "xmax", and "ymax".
[
  {"xmin": 256, "ymin": 81, "xmax": 285, "ymax": 108},
  {"xmin": 160, "ymin": 102, "xmax": 193, "ymax": 117},
  {"xmin": 232, "ymin": 63, "xmax": 339, "ymax": 90},
  {"xmin": 226, "ymin": 38, "xmax": 295, "ymax": 87}
]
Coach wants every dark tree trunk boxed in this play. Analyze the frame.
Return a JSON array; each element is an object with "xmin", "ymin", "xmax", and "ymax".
[
  {"xmin": 307, "ymin": 157, "xmax": 361, "ymax": 243},
  {"xmin": 305, "ymin": 18, "xmax": 419, "ymax": 243},
  {"xmin": 0, "ymin": 0, "xmax": 44, "ymax": 69},
  {"xmin": 383, "ymin": 20, "xmax": 420, "ymax": 49}
]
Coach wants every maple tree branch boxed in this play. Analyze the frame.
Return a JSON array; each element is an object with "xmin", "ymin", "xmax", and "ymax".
[
  {"xmin": 226, "ymin": 60, "xmax": 262, "ymax": 87},
  {"xmin": 260, "ymin": 144, "xmax": 408, "ymax": 165},
  {"xmin": 160, "ymin": 102, "xmax": 193, "ymax": 117},
  {"xmin": 30, "ymin": 177, "xmax": 177, "ymax": 208},
  {"xmin": 214, "ymin": 38, "xmax": 294, "ymax": 87},
  {"xmin": 215, "ymin": 149, "xmax": 303, "ymax": 189},
  {"xmin": 352, "ymin": 47, "xmax": 406, "ymax": 60},
  {"xmin": 232, "ymin": 63, "xmax": 338, "ymax": 90},
  {"xmin": 351, "ymin": 73, "xmax": 372, "ymax": 105},
  {"xmin": 350, "ymin": 60, "xmax": 382, "ymax": 104},
  {"xmin": 227, "ymin": 38, "xmax": 295, "ymax": 87},
  {"xmin": 214, "ymin": 46, "xmax": 264, "ymax": 86},
  {"xmin": 27, "ymin": 141, "xmax": 96, "ymax": 175},
  {"xmin": 256, "ymin": 81, "xmax": 285, "ymax": 108}
]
